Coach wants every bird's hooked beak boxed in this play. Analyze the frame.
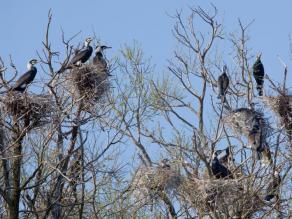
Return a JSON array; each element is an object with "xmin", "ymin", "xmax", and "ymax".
[
  {"xmin": 29, "ymin": 59, "xmax": 38, "ymax": 65},
  {"xmin": 96, "ymin": 45, "xmax": 112, "ymax": 51},
  {"xmin": 95, "ymin": 45, "xmax": 112, "ymax": 54},
  {"xmin": 102, "ymin": 45, "xmax": 112, "ymax": 50},
  {"xmin": 27, "ymin": 59, "xmax": 38, "ymax": 70}
]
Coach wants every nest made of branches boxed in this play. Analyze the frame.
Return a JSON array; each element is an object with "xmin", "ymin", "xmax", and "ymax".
[
  {"xmin": 263, "ymin": 95, "xmax": 292, "ymax": 137},
  {"xmin": 66, "ymin": 64, "xmax": 110, "ymax": 104},
  {"xmin": 1, "ymin": 92, "xmax": 53, "ymax": 128},
  {"xmin": 223, "ymin": 108, "xmax": 271, "ymax": 140},
  {"xmin": 131, "ymin": 165, "xmax": 183, "ymax": 204},
  {"xmin": 179, "ymin": 177, "xmax": 263, "ymax": 218}
]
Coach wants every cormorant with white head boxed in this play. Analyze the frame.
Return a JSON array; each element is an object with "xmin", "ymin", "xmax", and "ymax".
[
  {"xmin": 11, "ymin": 59, "xmax": 38, "ymax": 92},
  {"xmin": 70, "ymin": 37, "xmax": 93, "ymax": 66},
  {"xmin": 93, "ymin": 45, "xmax": 111, "ymax": 75},
  {"xmin": 211, "ymin": 150, "xmax": 233, "ymax": 179}
]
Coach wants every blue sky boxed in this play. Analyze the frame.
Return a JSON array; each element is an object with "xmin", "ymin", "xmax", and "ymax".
[{"xmin": 1, "ymin": 0, "xmax": 292, "ymax": 86}]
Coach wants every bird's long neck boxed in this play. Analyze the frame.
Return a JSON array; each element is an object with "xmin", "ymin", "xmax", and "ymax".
[
  {"xmin": 85, "ymin": 41, "xmax": 92, "ymax": 48},
  {"xmin": 27, "ymin": 63, "xmax": 34, "ymax": 70},
  {"xmin": 95, "ymin": 51, "xmax": 103, "ymax": 58},
  {"xmin": 212, "ymin": 156, "xmax": 219, "ymax": 163},
  {"xmin": 88, "ymin": 45, "xmax": 93, "ymax": 52}
]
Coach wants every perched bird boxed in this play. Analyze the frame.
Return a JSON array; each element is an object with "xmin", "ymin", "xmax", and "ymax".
[
  {"xmin": 93, "ymin": 45, "xmax": 111, "ymax": 75},
  {"xmin": 11, "ymin": 59, "xmax": 38, "ymax": 92},
  {"xmin": 253, "ymin": 54, "xmax": 265, "ymax": 96},
  {"xmin": 217, "ymin": 65, "xmax": 229, "ymax": 101},
  {"xmin": 265, "ymin": 171, "xmax": 281, "ymax": 201},
  {"xmin": 248, "ymin": 115, "xmax": 272, "ymax": 166},
  {"xmin": 248, "ymin": 115, "xmax": 261, "ymax": 149},
  {"xmin": 219, "ymin": 147, "xmax": 230, "ymax": 164},
  {"xmin": 211, "ymin": 150, "xmax": 233, "ymax": 179},
  {"xmin": 69, "ymin": 37, "xmax": 93, "ymax": 66}
]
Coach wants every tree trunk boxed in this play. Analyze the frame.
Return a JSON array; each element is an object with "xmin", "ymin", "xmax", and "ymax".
[
  {"xmin": 8, "ymin": 116, "xmax": 28, "ymax": 219},
  {"xmin": 9, "ymin": 141, "xmax": 22, "ymax": 219}
]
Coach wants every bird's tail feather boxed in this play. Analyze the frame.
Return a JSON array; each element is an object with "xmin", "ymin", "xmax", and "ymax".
[{"xmin": 256, "ymin": 85, "xmax": 263, "ymax": 96}]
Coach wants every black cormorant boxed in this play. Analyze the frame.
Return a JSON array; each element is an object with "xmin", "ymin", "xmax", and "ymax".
[
  {"xmin": 217, "ymin": 65, "xmax": 229, "ymax": 101},
  {"xmin": 70, "ymin": 37, "xmax": 93, "ymax": 66},
  {"xmin": 211, "ymin": 150, "xmax": 233, "ymax": 179},
  {"xmin": 253, "ymin": 54, "xmax": 265, "ymax": 96},
  {"xmin": 248, "ymin": 116, "xmax": 272, "ymax": 165},
  {"xmin": 248, "ymin": 115, "xmax": 261, "ymax": 157},
  {"xmin": 93, "ymin": 45, "xmax": 111, "ymax": 75},
  {"xmin": 265, "ymin": 171, "xmax": 281, "ymax": 201},
  {"xmin": 11, "ymin": 59, "xmax": 38, "ymax": 92}
]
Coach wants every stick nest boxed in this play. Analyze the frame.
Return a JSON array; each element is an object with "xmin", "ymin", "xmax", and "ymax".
[
  {"xmin": 1, "ymin": 92, "xmax": 53, "ymax": 128},
  {"xmin": 223, "ymin": 108, "xmax": 271, "ymax": 139},
  {"xmin": 263, "ymin": 95, "xmax": 292, "ymax": 137},
  {"xmin": 66, "ymin": 64, "xmax": 110, "ymax": 103},
  {"xmin": 179, "ymin": 177, "xmax": 263, "ymax": 218},
  {"xmin": 131, "ymin": 166, "xmax": 182, "ymax": 203}
]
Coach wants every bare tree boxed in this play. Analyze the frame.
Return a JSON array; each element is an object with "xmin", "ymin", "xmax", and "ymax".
[{"xmin": 0, "ymin": 4, "xmax": 291, "ymax": 219}]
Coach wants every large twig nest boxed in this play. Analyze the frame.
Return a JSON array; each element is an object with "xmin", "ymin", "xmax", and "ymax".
[
  {"xmin": 223, "ymin": 108, "xmax": 270, "ymax": 136},
  {"xmin": 1, "ymin": 92, "xmax": 53, "ymax": 128},
  {"xmin": 179, "ymin": 177, "xmax": 263, "ymax": 218},
  {"xmin": 66, "ymin": 64, "xmax": 110, "ymax": 104},
  {"xmin": 131, "ymin": 165, "xmax": 182, "ymax": 204},
  {"xmin": 223, "ymin": 108, "xmax": 273, "ymax": 165},
  {"xmin": 263, "ymin": 95, "xmax": 292, "ymax": 137}
]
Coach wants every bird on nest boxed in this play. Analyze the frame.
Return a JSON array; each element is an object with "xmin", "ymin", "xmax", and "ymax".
[{"xmin": 10, "ymin": 59, "xmax": 38, "ymax": 92}]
